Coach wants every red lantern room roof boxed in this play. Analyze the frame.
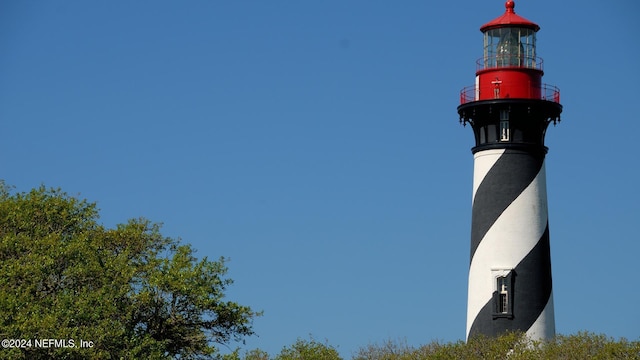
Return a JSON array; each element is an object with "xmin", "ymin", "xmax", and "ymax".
[{"xmin": 480, "ymin": 0, "xmax": 540, "ymax": 32}]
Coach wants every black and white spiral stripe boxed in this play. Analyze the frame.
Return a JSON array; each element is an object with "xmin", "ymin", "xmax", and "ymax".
[{"xmin": 466, "ymin": 148, "xmax": 555, "ymax": 340}]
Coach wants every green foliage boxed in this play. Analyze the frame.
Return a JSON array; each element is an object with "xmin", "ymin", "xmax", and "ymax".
[
  {"xmin": 0, "ymin": 182, "xmax": 259, "ymax": 359},
  {"xmin": 243, "ymin": 348, "xmax": 270, "ymax": 360},
  {"xmin": 274, "ymin": 338, "xmax": 342, "ymax": 360},
  {"xmin": 234, "ymin": 338, "xmax": 341, "ymax": 360},
  {"xmin": 353, "ymin": 331, "xmax": 640, "ymax": 360},
  {"xmin": 351, "ymin": 338, "xmax": 417, "ymax": 360},
  {"xmin": 542, "ymin": 332, "xmax": 640, "ymax": 360},
  {"xmin": 230, "ymin": 332, "xmax": 640, "ymax": 360}
]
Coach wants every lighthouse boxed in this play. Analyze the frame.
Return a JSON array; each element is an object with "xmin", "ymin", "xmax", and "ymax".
[{"xmin": 457, "ymin": 1, "xmax": 562, "ymax": 340}]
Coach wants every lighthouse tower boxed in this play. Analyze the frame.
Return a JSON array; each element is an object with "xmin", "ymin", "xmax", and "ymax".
[{"xmin": 457, "ymin": 1, "xmax": 562, "ymax": 341}]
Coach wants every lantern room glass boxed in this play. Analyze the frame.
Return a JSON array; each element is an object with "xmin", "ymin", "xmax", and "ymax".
[{"xmin": 483, "ymin": 27, "xmax": 536, "ymax": 69}]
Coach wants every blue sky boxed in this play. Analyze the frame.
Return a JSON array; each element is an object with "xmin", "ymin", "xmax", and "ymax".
[{"xmin": 1, "ymin": 0, "xmax": 639, "ymax": 357}]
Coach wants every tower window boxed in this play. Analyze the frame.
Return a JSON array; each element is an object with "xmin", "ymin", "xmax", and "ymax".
[
  {"xmin": 498, "ymin": 277, "xmax": 509, "ymax": 313},
  {"xmin": 500, "ymin": 121, "xmax": 510, "ymax": 141},
  {"xmin": 500, "ymin": 110, "xmax": 510, "ymax": 142},
  {"xmin": 492, "ymin": 270, "xmax": 514, "ymax": 319}
]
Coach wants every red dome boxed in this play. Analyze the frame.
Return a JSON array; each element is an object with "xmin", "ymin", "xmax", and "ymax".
[{"xmin": 480, "ymin": 0, "xmax": 540, "ymax": 32}]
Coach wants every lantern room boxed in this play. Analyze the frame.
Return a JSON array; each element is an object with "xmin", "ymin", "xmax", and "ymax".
[
  {"xmin": 459, "ymin": 0, "xmax": 560, "ymax": 104},
  {"xmin": 480, "ymin": 0, "xmax": 539, "ymax": 70}
]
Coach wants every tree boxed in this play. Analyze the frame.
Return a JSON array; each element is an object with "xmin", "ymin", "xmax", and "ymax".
[
  {"xmin": 230, "ymin": 338, "xmax": 342, "ymax": 360},
  {"xmin": 353, "ymin": 331, "xmax": 640, "ymax": 360},
  {"xmin": 274, "ymin": 338, "xmax": 342, "ymax": 360},
  {"xmin": 0, "ymin": 182, "xmax": 259, "ymax": 359}
]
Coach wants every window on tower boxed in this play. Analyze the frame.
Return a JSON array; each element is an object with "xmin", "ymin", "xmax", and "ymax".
[
  {"xmin": 492, "ymin": 270, "xmax": 514, "ymax": 319},
  {"xmin": 500, "ymin": 110, "xmax": 510, "ymax": 142},
  {"xmin": 498, "ymin": 277, "xmax": 509, "ymax": 313}
]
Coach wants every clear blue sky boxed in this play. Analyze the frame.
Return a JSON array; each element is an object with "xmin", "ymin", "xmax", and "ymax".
[{"xmin": 1, "ymin": 0, "xmax": 638, "ymax": 357}]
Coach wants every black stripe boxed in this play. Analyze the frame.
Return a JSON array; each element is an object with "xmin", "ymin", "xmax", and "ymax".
[
  {"xmin": 468, "ymin": 224, "xmax": 553, "ymax": 338},
  {"xmin": 470, "ymin": 149, "xmax": 544, "ymax": 263}
]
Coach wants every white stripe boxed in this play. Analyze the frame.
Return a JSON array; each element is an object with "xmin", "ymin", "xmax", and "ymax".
[
  {"xmin": 467, "ymin": 160, "xmax": 549, "ymax": 337},
  {"xmin": 526, "ymin": 292, "xmax": 556, "ymax": 340},
  {"xmin": 472, "ymin": 149, "xmax": 505, "ymax": 203}
]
